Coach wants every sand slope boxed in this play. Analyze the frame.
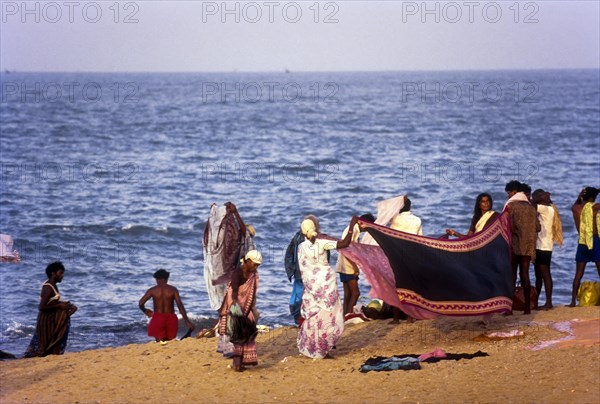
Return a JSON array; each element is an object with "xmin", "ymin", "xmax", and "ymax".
[{"xmin": 1, "ymin": 306, "xmax": 599, "ymax": 403}]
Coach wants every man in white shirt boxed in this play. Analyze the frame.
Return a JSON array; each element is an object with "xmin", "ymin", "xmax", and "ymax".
[
  {"xmin": 390, "ymin": 197, "xmax": 423, "ymax": 235},
  {"xmin": 532, "ymin": 189, "xmax": 562, "ymax": 310},
  {"xmin": 389, "ymin": 196, "xmax": 422, "ymax": 324}
]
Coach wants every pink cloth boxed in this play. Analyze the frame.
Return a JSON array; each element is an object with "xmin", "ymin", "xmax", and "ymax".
[
  {"xmin": 418, "ymin": 348, "xmax": 447, "ymax": 361},
  {"xmin": 339, "ymin": 243, "xmax": 439, "ymax": 320}
]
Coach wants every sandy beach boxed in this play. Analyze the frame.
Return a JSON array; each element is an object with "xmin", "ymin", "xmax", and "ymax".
[{"xmin": 1, "ymin": 306, "xmax": 598, "ymax": 403}]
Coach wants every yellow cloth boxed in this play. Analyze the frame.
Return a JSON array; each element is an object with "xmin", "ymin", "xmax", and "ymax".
[
  {"xmin": 301, "ymin": 219, "xmax": 317, "ymax": 239},
  {"xmin": 551, "ymin": 204, "xmax": 563, "ymax": 247},
  {"xmin": 474, "ymin": 211, "xmax": 495, "ymax": 233},
  {"xmin": 578, "ymin": 281, "xmax": 600, "ymax": 307},
  {"xmin": 578, "ymin": 202, "xmax": 599, "ymax": 249}
]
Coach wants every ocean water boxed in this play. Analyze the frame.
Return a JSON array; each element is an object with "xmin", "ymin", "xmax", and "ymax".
[{"xmin": 1, "ymin": 70, "xmax": 599, "ymax": 356}]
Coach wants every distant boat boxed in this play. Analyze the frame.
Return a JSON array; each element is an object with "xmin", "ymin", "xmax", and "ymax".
[
  {"xmin": 4, "ymin": 70, "xmax": 10, "ymax": 74},
  {"xmin": 285, "ymin": 69, "xmax": 291, "ymax": 74}
]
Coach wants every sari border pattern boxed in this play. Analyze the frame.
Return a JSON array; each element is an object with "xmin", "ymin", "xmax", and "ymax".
[
  {"xmin": 359, "ymin": 212, "xmax": 510, "ymax": 253},
  {"xmin": 397, "ymin": 288, "xmax": 513, "ymax": 315}
]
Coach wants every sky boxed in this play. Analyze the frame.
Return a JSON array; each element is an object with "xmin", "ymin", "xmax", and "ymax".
[{"xmin": 0, "ymin": 0, "xmax": 599, "ymax": 72}]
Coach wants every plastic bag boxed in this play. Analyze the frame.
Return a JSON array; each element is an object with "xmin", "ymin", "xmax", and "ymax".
[
  {"xmin": 226, "ymin": 303, "xmax": 257, "ymax": 345},
  {"xmin": 578, "ymin": 281, "xmax": 600, "ymax": 307}
]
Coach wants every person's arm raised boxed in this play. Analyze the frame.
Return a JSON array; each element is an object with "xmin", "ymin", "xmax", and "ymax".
[
  {"xmin": 572, "ymin": 189, "xmax": 585, "ymax": 233},
  {"xmin": 336, "ymin": 217, "xmax": 359, "ymax": 250}
]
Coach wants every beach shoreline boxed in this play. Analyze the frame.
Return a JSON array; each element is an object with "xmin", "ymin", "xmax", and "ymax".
[{"xmin": 1, "ymin": 305, "xmax": 598, "ymax": 403}]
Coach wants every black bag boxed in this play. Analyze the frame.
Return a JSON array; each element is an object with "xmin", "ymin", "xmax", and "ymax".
[{"xmin": 227, "ymin": 303, "xmax": 257, "ymax": 345}]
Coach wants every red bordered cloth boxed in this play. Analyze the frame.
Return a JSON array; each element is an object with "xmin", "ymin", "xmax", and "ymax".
[{"xmin": 340, "ymin": 213, "xmax": 513, "ymax": 319}]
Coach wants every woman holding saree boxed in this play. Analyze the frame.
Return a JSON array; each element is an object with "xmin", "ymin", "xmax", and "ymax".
[
  {"xmin": 297, "ymin": 216, "xmax": 358, "ymax": 359},
  {"xmin": 217, "ymin": 250, "xmax": 261, "ymax": 372},
  {"xmin": 285, "ymin": 215, "xmax": 320, "ymax": 325},
  {"xmin": 24, "ymin": 261, "xmax": 77, "ymax": 358},
  {"xmin": 446, "ymin": 193, "xmax": 499, "ymax": 238}
]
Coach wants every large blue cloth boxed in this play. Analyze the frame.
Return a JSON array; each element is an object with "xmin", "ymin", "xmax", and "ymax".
[
  {"xmin": 357, "ymin": 213, "xmax": 513, "ymax": 317},
  {"xmin": 289, "ymin": 278, "xmax": 304, "ymax": 324},
  {"xmin": 285, "ymin": 231, "xmax": 305, "ymax": 324}
]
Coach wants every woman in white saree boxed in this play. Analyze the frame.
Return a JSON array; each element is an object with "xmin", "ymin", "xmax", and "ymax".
[{"xmin": 297, "ymin": 216, "xmax": 358, "ymax": 359}]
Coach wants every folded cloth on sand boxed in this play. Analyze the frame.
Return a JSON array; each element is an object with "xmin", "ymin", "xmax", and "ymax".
[
  {"xmin": 418, "ymin": 348, "xmax": 447, "ymax": 361},
  {"xmin": 359, "ymin": 351, "xmax": 489, "ymax": 372},
  {"xmin": 359, "ymin": 356, "xmax": 421, "ymax": 372},
  {"xmin": 344, "ymin": 312, "xmax": 370, "ymax": 323}
]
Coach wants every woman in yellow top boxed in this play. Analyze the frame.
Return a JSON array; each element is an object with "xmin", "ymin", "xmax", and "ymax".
[
  {"xmin": 445, "ymin": 193, "xmax": 499, "ymax": 238},
  {"xmin": 569, "ymin": 187, "xmax": 600, "ymax": 307}
]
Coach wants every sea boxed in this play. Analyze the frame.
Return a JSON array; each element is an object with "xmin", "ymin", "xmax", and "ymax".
[{"xmin": 1, "ymin": 70, "xmax": 599, "ymax": 357}]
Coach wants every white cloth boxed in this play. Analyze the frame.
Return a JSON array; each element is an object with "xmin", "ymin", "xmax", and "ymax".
[
  {"xmin": 503, "ymin": 192, "xmax": 530, "ymax": 211},
  {"xmin": 390, "ymin": 212, "xmax": 423, "ymax": 235},
  {"xmin": 297, "ymin": 238, "xmax": 344, "ymax": 359},
  {"xmin": 536, "ymin": 204, "xmax": 555, "ymax": 251},
  {"xmin": 335, "ymin": 224, "xmax": 361, "ymax": 274},
  {"xmin": 361, "ymin": 195, "xmax": 406, "ymax": 245},
  {"xmin": 202, "ymin": 204, "xmax": 228, "ymax": 310},
  {"xmin": 0, "ymin": 234, "xmax": 20, "ymax": 263}
]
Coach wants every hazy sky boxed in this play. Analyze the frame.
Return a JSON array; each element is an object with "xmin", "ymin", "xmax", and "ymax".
[{"xmin": 1, "ymin": 0, "xmax": 599, "ymax": 72}]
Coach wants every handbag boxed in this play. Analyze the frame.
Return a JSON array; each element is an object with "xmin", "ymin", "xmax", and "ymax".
[{"xmin": 512, "ymin": 285, "xmax": 538, "ymax": 311}]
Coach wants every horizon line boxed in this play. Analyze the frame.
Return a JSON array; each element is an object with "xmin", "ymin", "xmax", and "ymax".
[{"xmin": 2, "ymin": 67, "xmax": 599, "ymax": 74}]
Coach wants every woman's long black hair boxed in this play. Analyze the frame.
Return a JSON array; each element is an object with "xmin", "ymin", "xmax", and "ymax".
[{"xmin": 470, "ymin": 192, "xmax": 493, "ymax": 229}]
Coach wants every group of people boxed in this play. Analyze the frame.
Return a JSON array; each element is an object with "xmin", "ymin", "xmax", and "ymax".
[{"xmin": 23, "ymin": 184, "xmax": 599, "ymax": 370}]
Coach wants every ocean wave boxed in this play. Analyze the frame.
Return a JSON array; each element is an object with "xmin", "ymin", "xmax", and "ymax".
[{"xmin": 1, "ymin": 321, "xmax": 35, "ymax": 338}]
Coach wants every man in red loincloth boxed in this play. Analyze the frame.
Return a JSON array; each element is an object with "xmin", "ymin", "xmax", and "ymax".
[{"xmin": 139, "ymin": 269, "xmax": 194, "ymax": 343}]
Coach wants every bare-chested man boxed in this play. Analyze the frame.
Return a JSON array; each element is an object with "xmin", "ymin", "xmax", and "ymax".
[{"xmin": 139, "ymin": 269, "xmax": 194, "ymax": 342}]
